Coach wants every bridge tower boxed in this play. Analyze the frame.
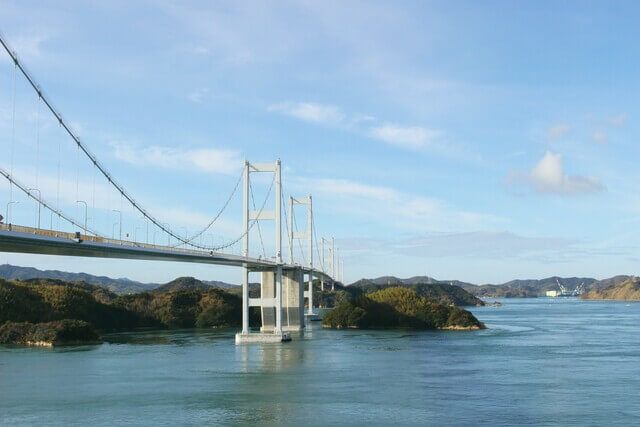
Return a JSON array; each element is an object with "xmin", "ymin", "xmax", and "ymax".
[
  {"xmin": 288, "ymin": 195, "xmax": 316, "ymax": 317},
  {"xmin": 236, "ymin": 160, "xmax": 305, "ymax": 344}
]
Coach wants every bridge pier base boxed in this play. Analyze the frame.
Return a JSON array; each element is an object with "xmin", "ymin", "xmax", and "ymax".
[
  {"xmin": 235, "ymin": 267, "xmax": 305, "ymax": 344},
  {"xmin": 235, "ymin": 332, "xmax": 291, "ymax": 344}
]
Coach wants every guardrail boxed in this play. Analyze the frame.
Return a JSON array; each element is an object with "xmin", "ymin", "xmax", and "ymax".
[{"xmin": 0, "ymin": 223, "xmax": 331, "ymax": 276}]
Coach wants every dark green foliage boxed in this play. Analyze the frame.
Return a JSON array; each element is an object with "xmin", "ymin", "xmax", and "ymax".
[
  {"xmin": 0, "ymin": 279, "xmax": 50, "ymax": 323},
  {"xmin": 116, "ymin": 287, "xmax": 242, "ymax": 328},
  {"xmin": 323, "ymin": 287, "xmax": 484, "ymax": 330},
  {"xmin": 322, "ymin": 301, "xmax": 367, "ymax": 328},
  {"xmin": 0, "ymin": 319, "xmax": 99, "ymax": 345},
  {"xmin": 350, "ymin": 280, "xmax": 484, "ymax": 306},
  {"xmin": 0, "ymin": 278, "xmax": 247, "ymax": 342}
]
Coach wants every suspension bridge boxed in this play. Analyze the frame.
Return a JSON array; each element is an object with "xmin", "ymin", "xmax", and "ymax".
[{"xmin": 0, "ymin": 34, "xmax": 344, "ymax": 344}]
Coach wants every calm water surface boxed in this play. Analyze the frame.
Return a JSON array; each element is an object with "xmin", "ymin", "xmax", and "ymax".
[{"xmin": 2, "ymin": 298, "xmax": 640, "ymax": 426}]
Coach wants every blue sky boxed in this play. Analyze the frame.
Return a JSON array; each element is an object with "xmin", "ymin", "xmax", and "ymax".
[{"xmin": 1, "ymin": 1, "xmax": 639, "ymax": 285}]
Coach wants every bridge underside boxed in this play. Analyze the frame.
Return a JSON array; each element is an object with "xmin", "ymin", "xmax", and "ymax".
[
  {"xmin": 0, "ymin": 227, "xmax": 329, "ymax": 344},
  {"xmin": 0, "ymin": 227, "xmax": 272, "ymax": 270}
]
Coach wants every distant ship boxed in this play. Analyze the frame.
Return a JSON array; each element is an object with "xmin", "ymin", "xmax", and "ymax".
[{"xmin": 545, "ymin": 279, "xmax": 584, "ymax": 297}]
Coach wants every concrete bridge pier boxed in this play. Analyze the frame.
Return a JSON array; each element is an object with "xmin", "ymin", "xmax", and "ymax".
[{"xmin": 235, "ymin": 266, "xmax": 306, "ymax": 344}]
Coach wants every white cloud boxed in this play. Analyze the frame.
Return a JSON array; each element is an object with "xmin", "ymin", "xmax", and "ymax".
[
  {"xmin": 307, "ymin": 178, "xmax": 397, "ymax": 201},
  {"xmin": 344, "ymin": 231, "xmax": 576, "ymax": 260},
  {"xmin": 548, "ymin": 123, "xmax": 570, "ymax": 139},
  {"xmin": 297, "ymin": 177, "xmax": 503, "ymax": 232},
  {"xmin": 111, "ymin": 142, "xmax": 242, "ymax": 176},
  {"xmin": 267, "ymin": 102, "xmax": 345, "ymax": 126},
  {"xmin": 511, "ymin": 151, "xmax": 604, "ymax": 195},
  {"xmin": 187, "ymin": 88, "xmax": 209, "ymax": 103},
  {"xmin": 0, "ymin": 33, "xmax": 48, "ymax": 64},
  {"xmin": 609, "ymin": 113, "xmax": 627, "ymax": 127},
  {"xmin": 369, "ymin": 124, "xmax": 439, "ymax": 149},
  {"xmin": 592, "ymin": 130, "xmax": 608, "ymax": 144}
]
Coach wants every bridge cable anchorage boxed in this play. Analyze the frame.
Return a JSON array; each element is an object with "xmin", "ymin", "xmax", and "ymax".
[
  {"xmin": 249, "ymin": 182, "xmax": 267, "ymax": 258},
  {"xmin": 0, "ymin": 166, "xmax": 102, "ymax": 236},
  {"xmin": 0, "ymin": 34, "xmax": 236, "ymax": 251}
]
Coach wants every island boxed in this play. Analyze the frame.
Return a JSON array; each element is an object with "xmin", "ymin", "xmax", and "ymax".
[
  {"xmin": 323, "ymin": 287, "xmax": 484, "ymax": 330},
  {"xmin": 0, "ymin": 274, "xmax": 486, "ymax": 346}
]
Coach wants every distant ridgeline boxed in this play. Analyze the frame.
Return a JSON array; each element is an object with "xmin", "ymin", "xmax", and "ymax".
[
  {"xmin": 0, "ymin": 264, "xmax": 237, "ymax": 294},
  {"xmin": 350, "ymin": 277, "xmax": 484, "ymax": 307},
  {"xmin": 459, "ymin": 276, "xmax": 634, "ymax": 298},
  {"xmin": 581, "ymin": 277, "xmax": 640, "ymax": 301}
]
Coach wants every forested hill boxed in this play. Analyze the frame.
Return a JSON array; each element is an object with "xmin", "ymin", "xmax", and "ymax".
[
  {"xmin": 350, "ymin": 278, "xmax": 484, "ymax": 306},
  {"xmin": 0, "ymin": 265, "xmax": 237, "ymax": 294},
  {"xmin": 0, "ymin": 264, "xmax": 156, "ymax": 294},
  {"xmin": 582, "ymin": 277, "xmax": 640, "ymax": 300}
]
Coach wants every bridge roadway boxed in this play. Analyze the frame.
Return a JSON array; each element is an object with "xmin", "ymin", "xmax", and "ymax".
[{"xmin": 0, "ymin": 224, "xmax": 332, "ymax": 278}]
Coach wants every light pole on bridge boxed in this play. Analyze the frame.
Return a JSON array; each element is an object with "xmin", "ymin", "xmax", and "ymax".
[
  {"xmin": 27, "ymin": 188, "xmax": 41, "ymax": 229},
  {"xmin": 112, "ymin": 209, "xmax": 122, "ymax": 242},
  {"xmin": 76, "ymin": 200, "xmax": 87, "ymax": 235},
  {"xmin": 5, "ymin": 201, "xmax": 18, "ymax": 224}
]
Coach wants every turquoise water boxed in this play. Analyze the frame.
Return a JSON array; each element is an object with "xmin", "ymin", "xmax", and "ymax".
[{"xmin": 1, "ymin": 298, "xmax": 640, "ymax": 426}]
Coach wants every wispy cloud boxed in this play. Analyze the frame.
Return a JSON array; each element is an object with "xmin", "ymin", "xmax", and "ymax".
[
  {"xmin": 509, "ymin": 151, "xmax": 604, "ymax": 196},
  {"xmin": 187, "ymin": 88, "xmax": 209, "ymax": 103},
  {"xmin": 548, "ymin": 123, "xmax": 570, "ymax": 139},
  {"xmin": 267, "ymin": 102, "xmax": 345, "ymax": 126},
  {"xmin": 0, "ymin": 33, "xmax": 49, "ymax": 64},
  {"xmin": 110, "ymin": 142, "xmax": 242, "ymax": 175},
  {"xmin": 268, "ymin": 101, "xmax": 446, "ymax": 153},
  {"xmin": 609, "ymin": 113, "xmax": 627, "ymax": 127},
  {"xmin": 297, "ymin": 177, "xmax": 503, "ymax": 232},
  {"xmin": 343, "ymin": 231, "xmax": 576, "ymax": 260},
  {"xmin": 369, "ymin": 124, "xmax": 439, "ymax": 149},
  {"xmin": 592, "ymin": 130, "xmax": 608, "ymax": 144}
]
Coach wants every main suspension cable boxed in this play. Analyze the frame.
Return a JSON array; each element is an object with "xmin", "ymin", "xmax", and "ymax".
[
  {"xmin": 0, "ymin": 34, "xmax": 230, "ymax": 251},
  {"xmin": 0, "ymin": 166, "xmax": 101, "ymax": 236}
]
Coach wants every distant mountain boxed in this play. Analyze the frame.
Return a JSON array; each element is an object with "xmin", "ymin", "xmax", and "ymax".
[
  {"xmin": 0, "ymin": 264, "xmax": 157, "ymax": 294},
  {"xmin": 582, "ymin": 277, "xmax": 640, "ymax": 300},
  {"xmin": 0, "ymin": 265, "xmax": 237, "ymax": 295},
  {"xmin": 153, "ymin": 277, "xmax": 218, "ymax": 293},
  {"xmin": 355, "ymin": 275, "xmax": 477, "ymax": 289},
  {"xmin": 202, "ymin": 280, "xmax": 237, "ymax": 290},
  {"xmin": 351, "ymin": 275, "xmax": 636, "ymax": 299},
  {"xmin": 460, "ymin": 277, "xmax": 598, "ymax": 298},
  {"xmin": 350, "ymin": 277, "xmax": 484, "ymax": 306}
]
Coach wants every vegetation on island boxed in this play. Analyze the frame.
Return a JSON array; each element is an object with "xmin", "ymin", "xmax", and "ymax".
[
  {"xmin": 0, "ymin": 272, "xmax": 488, "ymax": 346},
  {"xmin": 0, "ymin": 277, "xmax": 253, "ymax": 346},
  {"xmin": 351, "ymin": 279, "xmax": 484, "ymax": 306},
  {"xmin": 323, "ymin": 287, "xmax": 484, "ymax": 330},
  {"xmin": 0, "ymin": 320, "xmax": 99, "ymax": 347},
  {"xmin": 581, "ymin": 277, "xmax": 640, "ymax": 301}
]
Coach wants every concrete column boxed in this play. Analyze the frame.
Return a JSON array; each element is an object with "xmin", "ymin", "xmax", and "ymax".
[
  {"xmin": 299, "ymin": 268, "xmax": 305, "ymax": 328},
  {"xmin": 241, "ymin": 161, "xmax": 250, "ymax": 334},
  {"xmin": 242, "ymin": 265, "xmax": 249, "ymax": 334},
  {"xmin": 288, "ymin": 196, "xmax": 294, "ymax": 264},
  {"xmin": 308, "ymin": 272, "xmax": 314, "ymax": 315},
  {"xmin": 275, "ymin": 265, "xmax": 283, "ymax": 334}
]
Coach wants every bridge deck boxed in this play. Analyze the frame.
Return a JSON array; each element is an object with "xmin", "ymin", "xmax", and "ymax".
[{"xmin": 0, "ymin": 224, "xmax": 330, "ymax": 277}]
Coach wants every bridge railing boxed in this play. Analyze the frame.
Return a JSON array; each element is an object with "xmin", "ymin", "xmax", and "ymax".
[
  {"xmin": 0, "ymin": 223, "xmax": 229, "ymax": 258},
  {"xmin": 0, "ymin": 223, "xmax": 333, "ymax": 277}
]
